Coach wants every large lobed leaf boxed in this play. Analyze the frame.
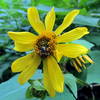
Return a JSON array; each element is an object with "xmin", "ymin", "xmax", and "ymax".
[{"xmin": 0, "ymin": 70, "xmax": 77, "ymax": 100}]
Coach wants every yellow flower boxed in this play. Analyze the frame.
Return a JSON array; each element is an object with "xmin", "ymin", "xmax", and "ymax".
[{"xmin": 8, "ymin": 7, "xmax": 89, "ymax": 96}]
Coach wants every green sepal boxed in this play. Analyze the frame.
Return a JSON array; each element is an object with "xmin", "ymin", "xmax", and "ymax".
[
  {"xmin": 25, "ymin": 86, "xmax": 34, "ymax": 99},
  {"xmin": 28, "ymin": 79, "xmax": 45, "ymax": 91}
]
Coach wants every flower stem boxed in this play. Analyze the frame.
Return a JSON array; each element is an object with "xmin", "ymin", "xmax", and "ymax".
[{"xmin": 76, "ymin": 78, "xmax": 89, "ymax": 86}]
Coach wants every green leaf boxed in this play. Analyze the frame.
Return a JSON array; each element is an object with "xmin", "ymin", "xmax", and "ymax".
[
  {"xmin": 0, "ymin": 70, "xmax": 76, "ymax": 100},
  {"xmin": 74, "ymin": 15, "xmax": 100, "ymax": 28},
  {"xmin": 0, "ymin": 62, "xmax": 10, "ymax": 79},
  {"xmin": 44, "ymin": 87, "xmax": 76, "ymax": 100},
  {"xmin": 0, "ymin": 34, "xmax": 9, "ymax": 44},
  {"xmin": 64, "ymin": 73, "xmax": 77, "ymax": 98},
  {"xmin": 72, "ymin": 39, "xmax": 94, "ymax": 49},
  {"xmin": 0, "ymin": 70, "xmax": 42, "ymax": 100},
  {"xmin": 85, "ymin": 35, "xmax": 100, "ymax": 46},
  {"xmin": 37, "ymin": 4, "xmax": 70, "ymax": 15},
  {"xmin": 87, "ymin": 50, "xmax": 100, "ymax": 83}
]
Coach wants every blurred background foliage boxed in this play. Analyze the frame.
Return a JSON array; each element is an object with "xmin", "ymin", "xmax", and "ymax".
[{"xmin": 0, "ymin": 0, "xmax": 100, "ymax": 100}]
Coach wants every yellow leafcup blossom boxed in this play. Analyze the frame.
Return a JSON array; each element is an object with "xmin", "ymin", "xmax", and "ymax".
[{"xmin": 8, "ymin": 7, "xmax": 89, "ymax": 96}]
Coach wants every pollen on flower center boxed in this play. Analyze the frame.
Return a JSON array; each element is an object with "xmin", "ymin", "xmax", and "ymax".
[{"xmin": 34, "ymin": 34, "xmax": 56, "ymax": 58}]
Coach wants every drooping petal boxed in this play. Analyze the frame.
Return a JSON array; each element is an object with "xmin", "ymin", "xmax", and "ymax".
[
  {"xmin": 57, "ymin": 44, "xmax": 88, "ymax": 58},
  {"xmin": 11, "ymin": 53, "xmax": 34, "ymax": 72},
  {"xmin": 47, "ymin": 56, "xmax": 64, "ymax": 92},
  {"xmin": 14, "ymin": 42, "xmax": 34, "ymax": 52},
  {"xmin": 71, "ymin": 60, "xmax": 82, "ymax": 72},
  {"xmin": 55, "ymin": 10, "xmax": 79, "ymax": 35},
  {"xmin": 18, "ymin": 54, "xmax": 41, "ymax": 85},
  {"xmin": 43, "ymin": 60, "xmax": 55, "ymax": 97},
  {"xmin": 8, "ymin": 32, "xmax": 37, "ymax": 43},
  {"xmin": 78, "ymin": 56, "xmax": 86, "ymax": 63},
  {"xmin": 45, "ymin": 7, "xmax": 55, "ymax": 31},
  {"xmin": 28, "ymin": 7, "xmax": 45, "ymax": 34},
  {"xmin": 75, "ymin": 58, "xmax": 82, "ymax": 67},
  {"xmin": 83, "ymin": 55, "xmax": 94, "ymax": 64},
  {"xmin": 56, "ymin": 27, "xmax": 89, "ymax": 43}
]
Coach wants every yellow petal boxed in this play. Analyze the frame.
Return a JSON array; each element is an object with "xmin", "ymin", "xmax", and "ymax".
[
  {"xmin": 45, "ymin": 7, "xmax": 55, "ymax": 31},
  {"xmin": 83, "ymin": 55, "xmax": 94, "ymax": 64},
  {"xmin": 14, "ymin": 42, "xmax": 34, "ymax": 52},
  {"xmin": 75, "ymin": 58, "xmax": 82, "ymax": 67},
  {"xmin": 28, "ymin": 7, "xmax": 45, "ymax": 34},
  {"xmin": 54, "ymin": 50, "xmax": 63, "ymax": 62},
  {"xmin": 8, "ymin": 32, "xmax": 37, "ymax": 43},
  {"xmin": 71, "ymin": 60, "xmax": 82, "ymax": 72},
  {"xmin": 18, "ymin": 54, "xmax": 41, "ymax": 85},
  {"xmin": 78, "ymin": 56, "xmax": 86, "ymax": 63},
  {"xmin": 57, "ymin": 44, "xmax": 88, "ymax": 58},
  {"xmin": 55, "ymin": 10, "xmax": 79, "ymax": 35},
  {"xmin": 56, "ymin": 27, "xmax": 89, "ymax": 43},
  {"xmin": 43, "ymin": 60, "xmax": 55, "ymax": 97},
  {"xmin": 11, "ymin": 53, "xmax": 34, "ymax": 72},
  {"xmin": 47, "ymin": 56, "xmax": 64, "ymax": 92}
]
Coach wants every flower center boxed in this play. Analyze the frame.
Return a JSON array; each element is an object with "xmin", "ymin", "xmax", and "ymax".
[{"xmin": 34, "ymin": 34, "xmax": 56, "ymax": 58}]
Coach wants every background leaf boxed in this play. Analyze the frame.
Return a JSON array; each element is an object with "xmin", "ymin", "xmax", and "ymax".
[
  {"xmin": 87, "ymin": 50, "xmax": 100, "ymax": 83},
  {"xmin": 64, "ymin": 73, "xmax": 77, "ymax": 98}
]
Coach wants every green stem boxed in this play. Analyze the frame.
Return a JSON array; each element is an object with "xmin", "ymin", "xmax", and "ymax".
[{"xmin": 76, "ymin": 78, "xmax": 89, "ymax": 86}]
